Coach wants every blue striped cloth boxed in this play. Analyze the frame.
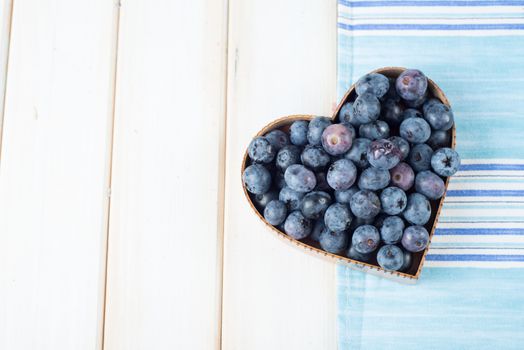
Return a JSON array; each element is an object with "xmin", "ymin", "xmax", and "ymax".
[{"xmin": 336, "ymin": 1, "xmax": 524, "ymax": 348}]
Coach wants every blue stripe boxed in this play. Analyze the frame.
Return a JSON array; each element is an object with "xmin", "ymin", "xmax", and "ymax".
[
  {"xmin": 426, "ymin": 254, "xmax": 524, "ymax": 261},
  {"xmin": 436, "ymin": 228, "xmax": 524, "ymax": 235},
  {"xmin": 460, "ymin": 164, "xmax": 524, "ymax": 170},
  {"xmin": 338, "ymin": 22, "xmax": 524, "ymax": 30},
  {"xmin": 339, "ymin": 0, "xmax": 524, "ymax": 7},
  {"xmin": 447, "ymin": 189, "xmax": 524, "ymax": 196}
]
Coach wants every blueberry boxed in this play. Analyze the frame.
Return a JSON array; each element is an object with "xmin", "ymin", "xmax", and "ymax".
[
  {"xmin": 422, "ymin": 98, "xmax": 441, "ymax": 115},
  {"xmin": 359, "ymin": 120, "xmax": 390, "ymax": 140},
  {"xmin": 274, "ymin": 171, "xmax": 286, "ymax": 189},
  {"xmin": 427, "ymin": 130, "xmax": 451, "ymax": 150},
  {"xmin": 314, "ymin": 171, "xmax": 331, "ymax": 192},
  {"xmin": 431, "ymin": 147, "xmax": 461, "ymax": 176},
  {"xmin": 301, "ymin": 145, "xmax": 330, "ymax": 170},
  {"xmin": 424, "ymin": 102, "xmax": 454, "ymax": 131},
  {"xmin": 248, "ymin": 136, "xmax": 275, "ymax": 163},
  {"xmin": 319, "ymin": 229, "xmax": 349, "ymax": 254},
  {"xmin": 358, "ymin": 167, "xmax": 390, "ymax": 191},
  {"xmin": 243, "ymin": 164, "xmax": 271, "ymax": 194},
  {"xmin": 321, "ymin": 124, "xmax": 354, "ymax": 155},
  {"xmin": 399, "ymin": 117, "xmax": 431, "ymax": 144},
  {"xmin": 400, "ymin": 108, "xmax": 423, "ymax": 121},
  {"xmin": 395, "ymin": 69, "xmax": 428, "ymax": 101},
  {"xmin": 344, "ymin": 138, "xmax": 371, "ymax": 169},
  {"xmin": 403, "ymin": 193, "xmax": 431, "ymax": 225},
  {"xmin": 284, "ymin": 211, "xmax": 312, "ymax": 240},
  {"xmin": 264, "ymin": 200, "xmax": 287, "ymax": 226},
  {"xmin": 388, "ymin": 136, "xmax": 410, "ymax": 161},
  {"xmin": 324, "ymin": 203, "xmax": 352, "ymax": 232},
  {"xmin": 380, "ymin": 187, "xmax": 407, "ymax": 215},
  {"xmin": 346, "ymin": 245, "xmax": 372, "ymax": 263},
  {"xmin": 352, "ymin": 93, "xmax": 381, "ymax": 124},
  {"xmin": 284, "ymin": 164, "xmax": 317, "ymax": 192},
  {"xmin": 415, "ymin": 170, "xmax": 446, "ymax": 200},
  {"xmin": 252, "ymin": 190, "xmax": 279, "ymax": 211},
  {"xmin": 338, "ymin": 102, "xmax": 360, "ymax": 126},
  {"xmin": 402, "ymin": 225, "xmax": 430, "ymax": 252},
  {"xmin": 404, "ymin": 91, "xmax": 427, "ymax": 108},
  {"xmin": 307, "ymin": 116, "xmax": 332, "ymax": 145},
  {"xmin": 335, "ymin": 186, "xmax": 359, "ymax": 204},
  {"xmin": 350, "ymin": 190, "xmax": 381, "ymax": 219},
  {"xmin": 389, "ymin": 162, "xmax": 415, "ymax": 191},
  {"xmin": 382, "ymin": 77, "xmax": 401, "ymax": 102},
  {"xmin": 352, "ymin": 225, "xmax": 380, "ymax": 254},
  {"xmin": 355, "ymin": 73, "xmax": 390, "ymax": 98},
  {"xmin": 311, "ymin": 219, "xmax": 325, "ymax": 241},
  {"xmin": 377, "ymin": 245, "xmax": 404, "ymax": 271},
  {"xmin": 327, "ymin": 159, "xmax": 357, "ymax": 191},
  {"xmin": 289, "ymin": 120, "xmax": 309, "ymax": 146},
  {"xmin": 276, "ymin": 145, "xmax": 301, "ymax": 171},
  {"xmin": 350, "ymin": 216, "xmax": 376, "ymax": 231},
  {"xmin": 379, "ymin": 215, "xmax": 405, "ymax": 244},
  {"xmin": 380, "ymin": 98, "xmax": 404, "ymax": 125},
  {"xmin": 400, "ymin": 250, "xmax": 412, "ymax": 272},
  {"xmin": 367, "ymin": 139, "xmax": 402, "ymax": 170},
  {"xmin": 264, "ymin": 129, "xmax": 289, "ymax": 151},
  {"xmin": 300, "ymin": 191, "xmax": 332, "ymax": 219},
  {"xmin": 279, "ymin": 186, "xmax": 305, "ymax": 211},
  {"xmin": 408, "ymin": 143, "xmax": 433, "ymax": 172}
]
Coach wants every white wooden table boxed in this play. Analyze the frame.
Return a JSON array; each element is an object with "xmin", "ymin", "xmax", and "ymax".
[{"xmin": 0, "ymin": 1, "xmax": 338, "ymax": 349}]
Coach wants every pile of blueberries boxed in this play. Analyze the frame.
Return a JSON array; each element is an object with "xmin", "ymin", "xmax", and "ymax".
[{"xmin": 242, "ymin": 69, "xmax": 460, "ymax": 272}]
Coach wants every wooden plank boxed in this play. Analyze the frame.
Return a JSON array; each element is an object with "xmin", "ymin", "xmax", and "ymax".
[
  {"xmin": 222, "ymin": 0, "xmax": 338, "ymax": 349},
  {"xmin": 0, "ymin": 0, "xmax": 119, "ymax": 349},
  {"xmin": 102, "ymin": 1, "xmax": 228, "ymax": 349}
]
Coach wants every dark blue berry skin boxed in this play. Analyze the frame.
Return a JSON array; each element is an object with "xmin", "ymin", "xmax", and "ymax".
[
  {"xmin": 401, "ymin": 108, "xmax": 423, "ymax": 121},
  {"xmin": 404, "ymin": 91, "xmax": 427, "ymax": 108},
  {"xmin": 284, "ymin": 211, "xmax": 312, "ymax": 240},
  {"xmin": 344, "ymin": 138, "xmax": 371, "ymax": 169},
  {"xmin": 423, "ymin": 98, "xmax": 441, "ymax": 115},
  {"xmin": 377, "ymin": 245, "xmax": 404, "ymax": 271},
  {"xmin": 265, "ymin": 129, "xmax": 289, "ymax": 151},
  {"xmin": 379, "ymin": 215, "xmax": 405, "ymax": 244},
  {"xmin": 352, "ymin": 93, "xmax": 381, "ymax": 124},
  {"xmin": 403, "ymin": 193, "xmax": 431, "ymax": 225},
  {"xmin": 324, "ymin": 203, "xmax": 353, "ymax": 232},
  {"xmin": 408, "ymin": 144, "xmax": 433, "ymax": 172},
  {"xmin": 401, "ymin": 250, "xmax": 412, "ymax": 272},
  {"xmin": 346, "ymin": 245, "xmax": 372, "ymax": 263},
  {"xmin": 300, "ymin": 191, "xmax": 332, "ymax": 219},
  {"xmin": 352, "ymin": 225, "xmax": 380, "ymax": 254},
  {"xmin": 314, "ymin": 171, "xmax": 331, "ymax": 192},
  {"xmin": 335, "ymin": 186, "xmax": 359, "ymax": 204},
  {"xmin": 274, "ymin": 171, "xmax": 286, "ymax": 189},
  {"xmin": 339, "ymin": 102, "xmax": 360, "ymax": 126},
  {"xmin": 350, "ymin": 190, "xmax": 381, "ymax": 219},
  {"xmin": 367, "ymin": 139, "xmax": 402, "ymax": 170},
  {"xmin": 389, "ymin": 136, "xmax": 410, "ymax": 161},
  {"xmin": 399, "ymin": 117, "xmax": 431, "ymax": 144},
  {"xmin": 289, "ymin": 120, "xmax": 309, "ymax": 146},
  {"xmin": 263, "ymin": 200, "xmax": 287, "ymax": 226},
  {"xmin": 350, "ymin": 216, "xmax": 376, "ymax": 231},
  {"xmin": 359, "ymin": 121, "xmax": 390, "ymax": 140},
  {"xmin": 415, "ymin": 170, "xmax": 446, "ymax": 200},
  {"xmin": 248, "ymin": 136, "xmax": 276, "ymax": 163},
  {"xmin": 402, "ymin": 225, "xmax": 430, "ymax": 252},
  {"xmin": 301, "ymin": 145, "xmax": 330, "ymax": 170},
  {"xmin": 358, "ymin": 167, "xmax": 390, "ymax": 191},
  {"xmin": 427, "ymin": 130, "xmax": 451, "ymax": 150},
  {"xmin": 319, "ymin": 229, "xmax": 349, "ymax": 254},
  {"xmin": 284, "ymin": 164, "xmax": 317, "ymax": 192},
  {"xmin": 380, "ymin": 99, "xmax": 404, "ymax": 125},
  {"xmin": 431, "ymin": 147, "xmax": 461, "ymax": 176},
  {"xmin": 380, "ymin": 187, "xmax": 407, "ymax": 215},
  {"xmin": 424, "ymin": 102, "xmax": 454, "ymax": 131},
  {"xmin": 243, "ymin": 164, "xmax": 271, "ymax": 194},
  {"xmin": 279, "ymin": 186, "xmax": 305, "ymax": 211},
  {"xmin": 252, "ymin": 190, "xmax": 279, "ymax": 211},
  {"xmin": 276, "ymin": 145, "xmax": 301, "ymax": 171},
  {"xmin": 395, "ymin": 69, "xmax": 428, "ymax": 102},
  {"xmin": 321, "ymin": 124, "xmax": 354, "ymax": 155},
  {"xmin": 311, "ymin": 219, "xmax": 326, "ymax": 241},
  {"xmin": 382, "ymin": 77, "xmax": 401, "ymax": 102},
  {"xmin": 390, "ymin": 162, "xmax": 415, "ymax": 191},
  {"xmin": 327, "ymin": 159, "xmax": 357, "ymax": 191},
  {"xmin": 356, "ymin": 73, "xmax": 390, "ymax": 98},
  {"xmin": 307, "ymin": 116, "xmax": 332, "ymax": 146}
]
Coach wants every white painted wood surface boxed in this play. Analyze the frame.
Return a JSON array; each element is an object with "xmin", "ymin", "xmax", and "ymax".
[
  {"xmin": 222, "ymin": 0, "xmax": 338, "ymax": 349},
  {"xmin": 103, "ymin": 0, "xmax": 228, "ymax": 349},
  {"xmin": 0, "ymin": 0, "xmax": 118, "ymax": 349},
  {"xmin": 0, "ymin": 0, "xmax": 12, "ymax": 135}
]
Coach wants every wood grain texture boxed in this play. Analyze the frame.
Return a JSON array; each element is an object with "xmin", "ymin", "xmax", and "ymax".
[
  {"xmin": 102, "ymin": 1, "xmax": 228, "ymax": 349},
  {"xmin": 0, "ymin": 0, "xmax": 119, "ymax": 349},
  {"xmin": 222, "ymin": 0, "xmax": 338, "ymax": 349}
]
